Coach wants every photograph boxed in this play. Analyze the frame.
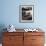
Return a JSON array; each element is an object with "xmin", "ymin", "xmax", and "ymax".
[{"xmin": 19, "ymin": 5, "xmax": 34, "ymax": 23}]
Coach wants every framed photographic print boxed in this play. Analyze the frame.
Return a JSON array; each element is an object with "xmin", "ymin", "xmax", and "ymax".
[{"xmin": 19, "ymin": 5, "xmax": 34, "ymax": 23}]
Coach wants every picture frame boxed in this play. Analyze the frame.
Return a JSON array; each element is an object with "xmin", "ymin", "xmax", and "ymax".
[{"xmin": 19, "ymin": 5, "xmax": 34, "ymax": 23}]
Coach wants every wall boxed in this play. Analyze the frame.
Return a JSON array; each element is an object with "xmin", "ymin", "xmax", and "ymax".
[
  {"xmin": 0, "ymin": 0, "xmax": 46, "ymax": 29},
  {"xmin": 0, "ymin": 0, "xmax": 46, "ymax": 44}
]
